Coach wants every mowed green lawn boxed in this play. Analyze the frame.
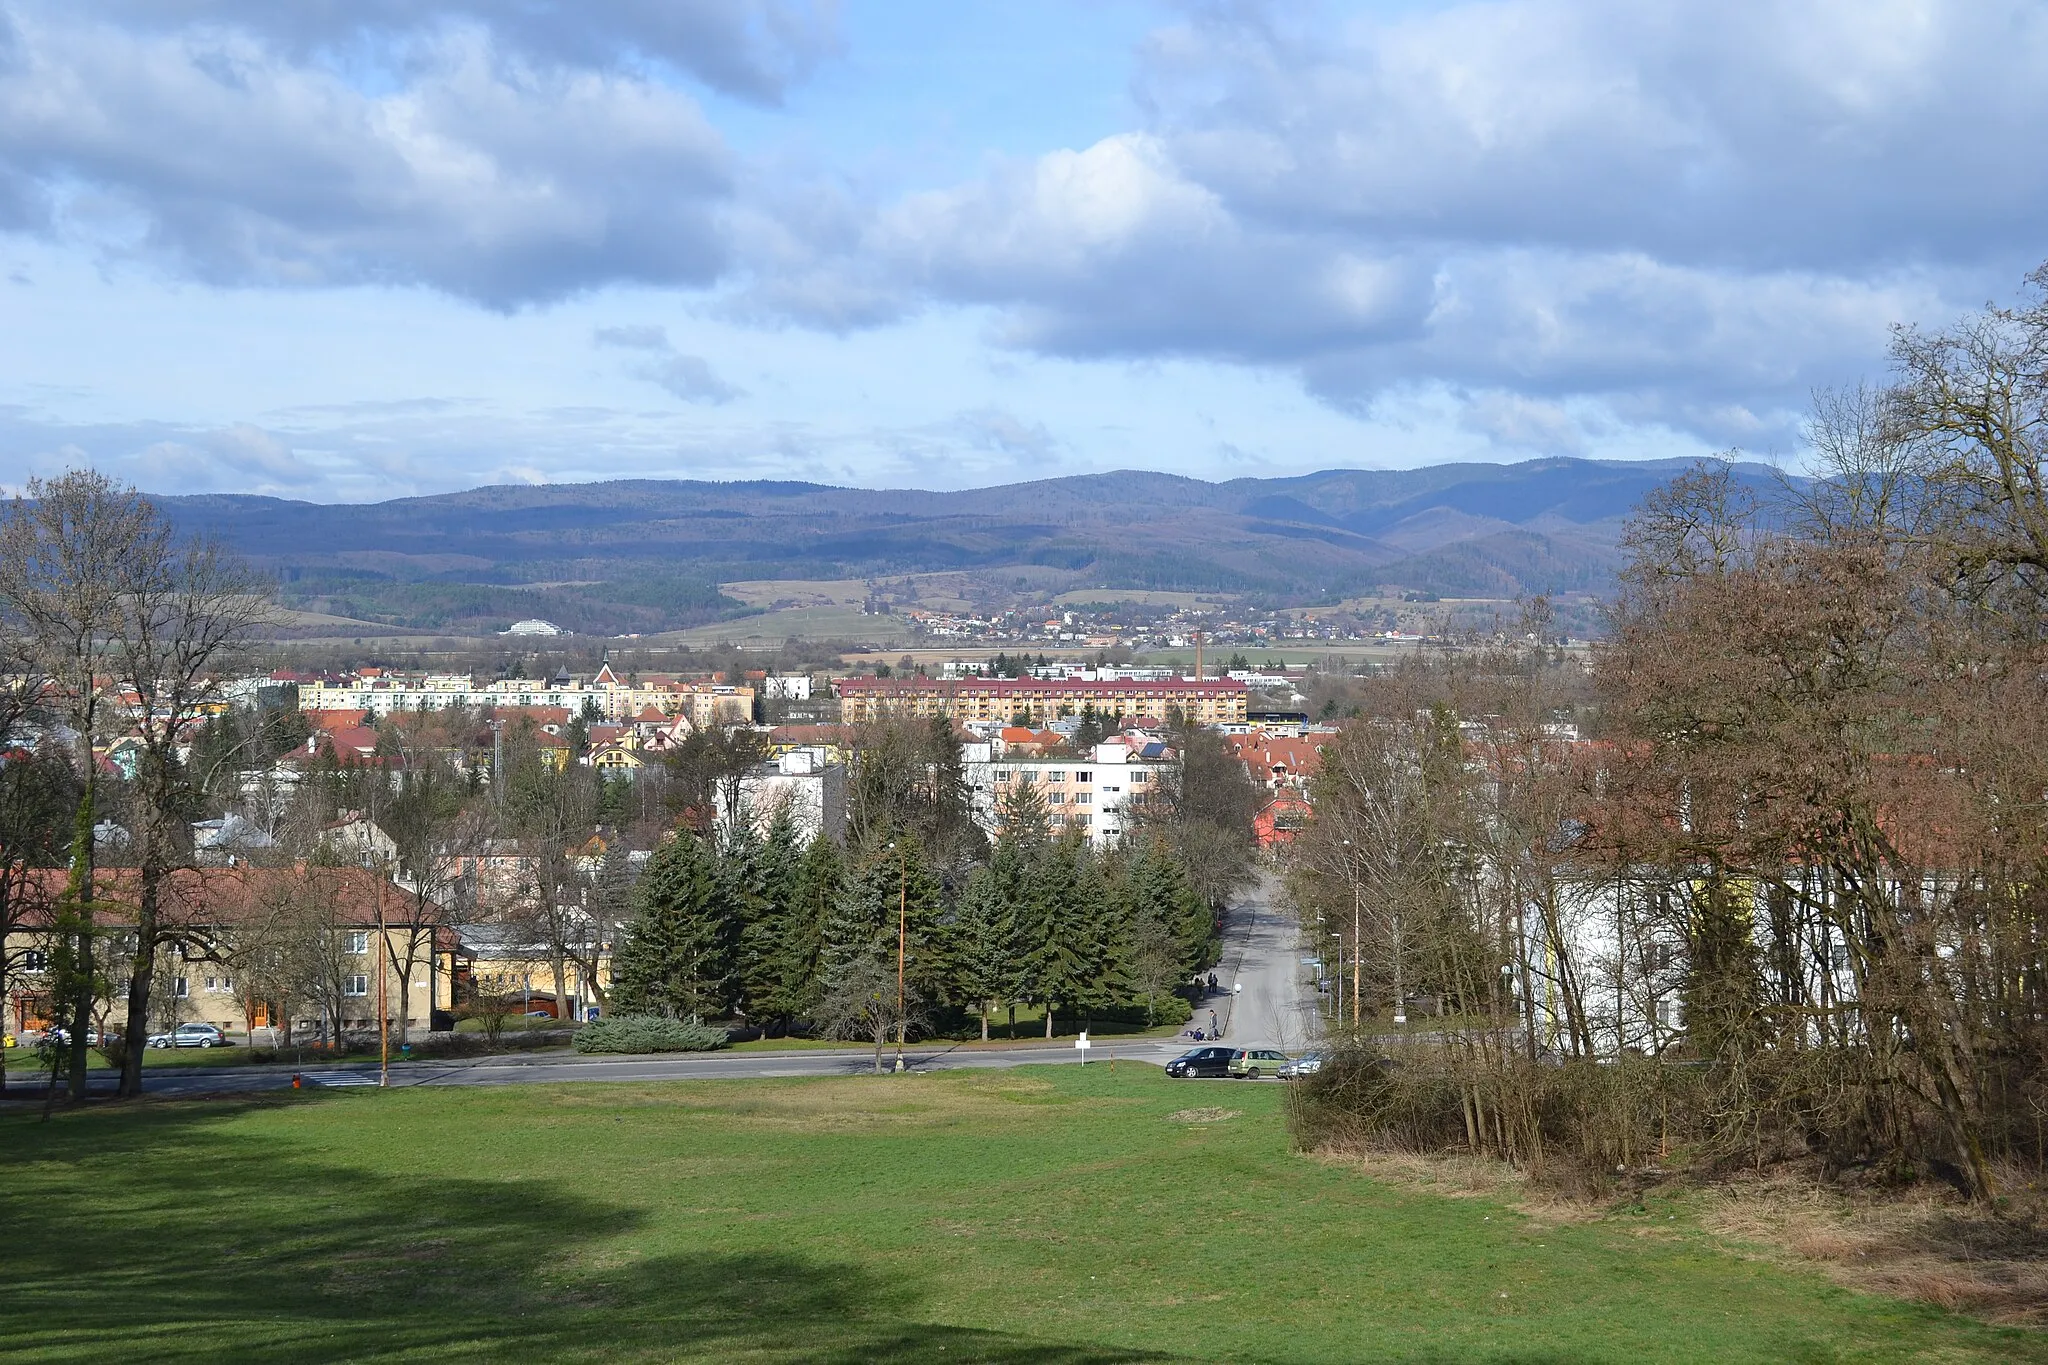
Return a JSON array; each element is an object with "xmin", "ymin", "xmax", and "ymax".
[{"xmin": 1, "ymin": 1067, "xmax": 2039, "ymax": 1364}]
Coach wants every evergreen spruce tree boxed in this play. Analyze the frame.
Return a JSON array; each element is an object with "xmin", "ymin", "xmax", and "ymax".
[
  {"xmin": 717, "ymin": 818, "xmax": 774, "ymax": 1024},
  {"xmin": 1017, "ymin": 838, "xmax": 1093, "ymax": 1037},
  {"xmin": 995, "ymin": 780, "xmax": 1050, "ymax": 847},
  {"xmin": 822, "ymin": 831, "xmax": 950, "ymax": 1038},
  {"xmin": 612, "ymin": 832, "xmax": 728, "ymax": 1019},
  {"xmin": 955, "ymin": 863, "xmax": 1018, "ymax": 1041},
  {"xmin": 1133, "ymin": 840, "xmax": 1211, "ymax": 975},
  {"xmin": 729, "ymin": 808, "xmax": 805, "ymax": 1025},
  {"xmin": 771, "ymin": 832, "xmax": 843, "ymax": 1024},
  {"xmin": 1072, "ymin": 851, "xmax": 1133, "ymax": 1021}
]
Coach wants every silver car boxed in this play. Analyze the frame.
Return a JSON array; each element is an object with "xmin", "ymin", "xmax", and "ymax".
[
  {"xmin": 1278, "ymin": 1049, "xmax": 1330, "ymax": 1079},
  {"xmin": 148, "ymin": 1022, "xmax": 229, "ymax": 1049}
]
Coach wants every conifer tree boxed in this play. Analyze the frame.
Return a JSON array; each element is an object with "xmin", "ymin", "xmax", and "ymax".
[
  {"xmin": 1016, "ymin": 838, "xmax": 1094, "ymax": 1037},
  {"xmin": 995, "ymin": 780, "xmax": 1050, "ymax": 847},
  {"xmin": 1071, "ymin": 850, "xmax": 1132, "ymax": 1021},
  {"xmin": 955, "ymin": 862, "xmax": 1018, "ymax": 1040},
  {"xmin": 612, "ymin": 832, "xmax": 728, "ymax": 1019},
  {"xmin": 723, "ymin": 811, "xmax": 791, "ymax": 1023},
  {"xmin": 768, "ymin": 831, "xmax": 843, "ymax": 1024},
  {"xmin": 1132, "ymin": 839, "xmax": 1212, "ymax": 975},
  {"xmin": 822, "ymin": 831, "xmax": 950, "ymax": 1036}
]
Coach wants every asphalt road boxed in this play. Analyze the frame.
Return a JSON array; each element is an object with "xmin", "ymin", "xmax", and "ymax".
[
  {"xmin": 118, "ymin": 877, "xmax": 1307, "ymax": 1098},
  {"xmin": 1209, "ymin": 870, "xmax": 1318, "ymax": 1050}
]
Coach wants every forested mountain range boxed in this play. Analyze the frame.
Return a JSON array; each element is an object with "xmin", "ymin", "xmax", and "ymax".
[{"xmin": 155, "ymin": 456, "xmax": 1788, "ymax": 633}]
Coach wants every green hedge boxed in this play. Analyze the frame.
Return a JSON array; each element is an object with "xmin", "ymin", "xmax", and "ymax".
[{"xmin": 572, "ymin": 1015, "xmax": 731, "ymax": 1055}]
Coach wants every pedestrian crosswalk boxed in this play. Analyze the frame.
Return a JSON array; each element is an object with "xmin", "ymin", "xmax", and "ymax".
[{"xmin": 300, "ymin": 1071, "xmax": 378, "ymax": 1087}]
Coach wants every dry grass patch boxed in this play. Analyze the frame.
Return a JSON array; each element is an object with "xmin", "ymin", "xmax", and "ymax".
[
  {"xmin": 1314, "ymin": 1145, "xmax": 1605, "ymax": 1228},
  {"xmin": 547, "ymin": 1073, "xmax": 1124, "ymax": 1132},
  {"xmin": 1697, "ymin": 1172, "xmax": 2048, "ymax": 1326},
  {"xmin": 1319, "ymin": 1143, "xmax": 2048, "ymax": 1325},
  {"xmin": 1164, "ymin": 1107, "xmax": 1241, "ymax": 1125}
]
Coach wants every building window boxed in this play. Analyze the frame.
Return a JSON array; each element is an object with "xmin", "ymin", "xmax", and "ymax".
[
  {"xmin": 1101, "ymin": 785, "xmax": 1119, "ymax": 793},
  {"xmin": 993, "ymin": 769, "xmax": 1010, "ymax": 781},
  {"xmin": 1075, "ymin": 792, "xmax": 1091, "ymax": 804},
  {"xmin": 347, "ymin": 931, "xmax": 370, "ymax": 955},
  {"xmin": 1130, "ymin": 771, "xmax": 1148, "ymax": 783},
  {"xmin": 345, "ymin": 975, "xmax": 370, "ymax": 997},
  {"xmin": 22, "ymin": 948, "xmax": 47, "ymax": 972},
  {"xmin": 1076, "ymin": 814, "xmax": 1091, "ymax": 826},
  {"xmin": 1048, "ymin": 771, "xmax": 1065, "ymax": 782},
  {"xmin": 1045, "ymin": 792, "xmax": 1065, "ymax": 805},
  {"xmin": 1076, "ymin": 771, "xmax": 1091, "ymax": 783},
  {"xmin": 174, "ymin": 976, "xmax": 189, "ymax": 997}
]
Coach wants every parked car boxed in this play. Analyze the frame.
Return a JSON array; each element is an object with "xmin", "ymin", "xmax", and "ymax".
[
  {"xmin": 41, "ymin": 1026, "xmax": 103, "ymax": 1047},
  {"xmin": 147, "ymin": 1022, "xmax": 229, "ymax": 1049},
  {"xmin": 1165, "ymin": 1045, "xmax": 1237, "ymax": 1078},
  {"xmin": 1279, "ymin": 1049, "xmax": 1330, "ymax": 1080},
  {"xmin": 1227, "ymin": 1048, "xmax": 1292, "ymax": 1079}
]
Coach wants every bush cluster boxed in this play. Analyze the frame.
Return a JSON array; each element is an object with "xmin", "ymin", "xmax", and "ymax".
[{"xmin": 573, "ymin": 1014, "xmax": 730, "ymax": 1055}]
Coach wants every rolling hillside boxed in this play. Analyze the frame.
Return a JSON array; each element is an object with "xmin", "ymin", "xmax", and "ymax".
[{"xmin": 155, "ymin": 457, "xmax": 1787, "ymax": 633}]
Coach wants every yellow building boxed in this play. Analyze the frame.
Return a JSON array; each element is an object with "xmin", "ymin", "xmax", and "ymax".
[
  {"xmin": 836, "ymin": 676, "xmax": 1248, "ymax": 727},
  {"xmin": 2, "ymin": 866, "xmax": 465, "ymax": 1045}
]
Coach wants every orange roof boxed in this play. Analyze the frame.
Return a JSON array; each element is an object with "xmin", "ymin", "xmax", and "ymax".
[
  {"xmin": 15, "ymin": 864, "xmax": 459, "ymax": 936},
  {"xmin": 304, "ymin": 708, "xmax": 371, "ymax": 730}
]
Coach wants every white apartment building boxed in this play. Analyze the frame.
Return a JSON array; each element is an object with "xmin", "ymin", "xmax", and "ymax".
[
  {"xmin": 715, "ymin": 747, "xmax": 847, "ymax": 844},
  {"xmin": 962, "ymin": 742, "xmax": 1173, "ymax": 849},
  {"xmin": 300, "ymin": 664, "xmax": 752, "ymax": 728}
]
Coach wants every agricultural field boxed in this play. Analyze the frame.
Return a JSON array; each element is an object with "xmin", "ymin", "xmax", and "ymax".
[{"xmin": 2, "ymin": 1065, "xmax": 2035, "ymax": 1363}]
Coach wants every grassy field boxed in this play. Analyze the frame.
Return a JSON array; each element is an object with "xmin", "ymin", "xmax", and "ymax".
[
  {"xmin": 648, "ymin": 604, "xmax": 909, "ymax": 647},
  {"xmin": 720, "ymin": 578, "xmax": 871, "ymax": 609},
  {"xmin": 2, "ymin": 1066, "xmax": 2039, "ymax": 1363}
]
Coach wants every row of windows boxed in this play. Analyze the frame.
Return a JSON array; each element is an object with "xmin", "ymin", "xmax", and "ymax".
[{"xmin": 991, "ymin": 769, "xmax": 1150, "ymax": 784}]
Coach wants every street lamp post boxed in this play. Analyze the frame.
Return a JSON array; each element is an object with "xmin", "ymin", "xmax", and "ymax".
[{"xmin": 1341, "ymin": 840, "xmax": 1361, "ymax": 1030}]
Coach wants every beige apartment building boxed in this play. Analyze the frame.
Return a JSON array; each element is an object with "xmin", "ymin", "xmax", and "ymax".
[
  {"xmin": 3, "ymin": 865, "xmax": 464, "ymax": 1044},
  {"xmin": 836, "ymin": 676, "xmax": 1247, "ymax": 727},
  {"xmin": 301, "ymin": 663, "xmax": 753, "ymax": 728}
]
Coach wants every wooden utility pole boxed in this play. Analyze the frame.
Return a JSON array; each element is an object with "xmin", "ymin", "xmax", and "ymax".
[{"xmin": 895, "ymin": 848, "xmax": 908, "ymax": 1073}]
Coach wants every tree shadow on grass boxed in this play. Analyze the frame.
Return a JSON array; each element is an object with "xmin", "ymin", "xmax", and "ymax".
[{"xmin": 0, "ymin": 1093, "xmax": 1166, "ymax": 1363}]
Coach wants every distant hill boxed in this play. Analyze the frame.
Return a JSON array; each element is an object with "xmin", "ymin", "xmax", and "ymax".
[{"xmin": 155, "ymin": 457, "xmax": 1788, "ymax": 634}]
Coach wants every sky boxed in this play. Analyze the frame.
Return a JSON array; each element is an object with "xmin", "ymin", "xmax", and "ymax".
[{"xmin": 1, "ymin": 0, "xmax": 2043, "ymax": 504}]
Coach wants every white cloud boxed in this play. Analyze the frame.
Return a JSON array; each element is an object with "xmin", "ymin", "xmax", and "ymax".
[
  {"xmin": 3, "ymin": 0, "xmax": 2044, "ymax": 491},
  {"xmin": 0, "ymin": 5, "xmax": 739, "ymax": 305},
  {"xmin": 747, "ymin": 0, "xmax": 2048, "ymax": 446},
  {"xmin": 591, "ymin": 321, "xmax": 739, "ymax": 402},
  {"xmin": 642, "ymin": 353, "xmax": 740, "ymax": 404},
  {"xmin": 593, "ymin": 324, "xmax": 671, "ymax": 350}
]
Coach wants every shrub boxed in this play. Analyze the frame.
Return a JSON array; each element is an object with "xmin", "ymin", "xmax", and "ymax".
[
  {"xmin": 573, "ymin": 1015, "xmax": 730, "ymax": 1055},
  {"xmin": 94, "ymin": 1036, "xmax": 130, "ymax": 1073}
]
